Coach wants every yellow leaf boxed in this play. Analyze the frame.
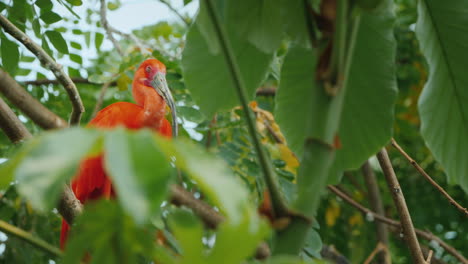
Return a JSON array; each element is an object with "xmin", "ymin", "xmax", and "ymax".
[
  {"xmin": 348, "ymin": 212, "xmax": 363, "ymax": 227},
  {"xmin": 325, "ymin": 200, "xmax": 340, "ymax": 227},
  {"xmin": 116, "ymin": 73, "xmax": 132, "ymax": 91}
]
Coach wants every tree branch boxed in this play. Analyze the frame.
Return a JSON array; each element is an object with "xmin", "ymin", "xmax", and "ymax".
[
  {"xmin": 159, "ymin": 0, "xmax": 191, "ymax": 26},
  {"xmin": 376, "ymin": 148, "xmax": 425, "ymax": 263},
  {"xmin": 22, "ymin": 77, "xmax": 109, "ymax": 86},
  {"xmin": 0, "ymin": 70, "xmax": 68, "ymax": 129},
  {"xmin": 91, "ymin": 82, "xmax": 112, "ymax": 119},
  {"xmin": 0, "ymin": 15, "xmax": 84, "ymax": 125},
  {"xmin": 363, "ymin": 242, "xmax": 386, "ymax": 264},
  {"xmin": 99, "ymin": 0, "xmax": 124, "ymax": 56},
  {"xmin": 391, "ymin": 138, "xmax": 468, "ymax": 217},
  {"xmin": 361, "ymin": 161, "xmax": 390, "ymax": 264},
  {"xmin": 0, "ymin": 220, "xmax": 62, "ymax": 257},
  {"xmin": 0, "ymin": 97, "xmax": 32, "ymax": 143},
  {"xmin": 327, "ymin": 185, "xmax": 467, "ymax": 264},
  {"xmin": 204, "ymin": 0, "xmax": 289, "ymax": 218},
  {"xmin": 169, "ymin": 184, "xmax": 270, "ymax": 259}
]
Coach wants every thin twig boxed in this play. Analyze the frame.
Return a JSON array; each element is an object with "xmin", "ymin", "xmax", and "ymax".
[
  {"xmin": 91, "ymin": 82, "xmax": 112, "ymax": 119},
  {"xmin": 0, "ymin": 97, "xmax": 32, "ymax": 143},
  {"xmin": 363, "ymin": 242, "xmax": 386, "ymax": 264},
  {"xmin": 159, "ymin": 0, "xmax": 191, "ymax": 26},
  {"xmin": 426, "ymin": 250, "xmax": 433, "ymax": 264},
  {"xmin": 327, "ymin": 185, "xmax": 467, "ymax": 264},
  {"xmin": 99, "ymin": 0, "xmax": 124, "ymax": 56},
  {"xmin": 391, "ymin": 138, "xmax": 468, "ymax": 216},
  {"xmin": 0, "ymin": 220, "xmax": 62, "ymax": 257},
  {"xmin": 376, "ymin": 148, "xmax": 425, "ymax": 264},
  {"xmin": 22, "ymin": 77, "xmax": 102, "ymax": 86},
  {"xmin": 0, "ymin": 70, "xmax": 68, "ymax": 129},
  {"xmin": 204, "ymin": 0, "xmax": 290, "ymax": 218},
  {"xmin": 255, "ymin": 87, "xmax": 276, "ymax": 96},
  {"xmin": 0, "ymin": 15, "xmax": 84, "ymax": 125},
  {"xmin": 319, "ymin": 245, "xmax": 350, "ymax": 264},
  {"xmin": 361, "ymin": 161, "xmax": 390, "ymax": 264},
  {"xmin": 169, "ymin": 185, "xmax": 270, "ymax": 259}
]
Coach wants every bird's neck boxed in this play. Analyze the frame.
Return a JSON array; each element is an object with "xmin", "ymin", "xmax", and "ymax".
[{"xmin": 133, "ymin": 84, "xmax": 166, "ymax": 129}]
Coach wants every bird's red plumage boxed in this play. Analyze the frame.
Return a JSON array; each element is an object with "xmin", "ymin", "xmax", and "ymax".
[{"xmin": 60, "ymin": 59, "xmax": 173, "ymax": 249}]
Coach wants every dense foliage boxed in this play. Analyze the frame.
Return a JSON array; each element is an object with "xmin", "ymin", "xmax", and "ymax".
[{"xmin": 0, "ymin": 0, "xmax": 466, "ymax": 263}]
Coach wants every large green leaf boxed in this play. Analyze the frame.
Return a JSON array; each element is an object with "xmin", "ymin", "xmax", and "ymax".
[
  {"xmin": 104, "ymin": 129, "xmax": 173, "ymax": 224},
  {"xmin": 330, "ymin": 0, "xmax": 397, "ymax": 181},
  {"xmin": 63, "ymin": 201, "xmax": 155, "ymax": 264},
  {"xmin": 181, "ymin": 4, "xmax": 273, "ymax": 118},
  {"xmin": 276, "ymin": 1, "xmax": 397, "ymax": 183},
  {"xmin": 15, "ymin": 128, "xmax": 101, "ymax": 211},
  {"xmin": 225, "ymin": 0, "xmax": 284, "ymax": 53},
  {"xmin": 154, "ymin": 137, "xmax": 269, "ymax": 260},
  {"xmin": 416, "ymin": 0, "xmax": 468, "ymax": 193}
]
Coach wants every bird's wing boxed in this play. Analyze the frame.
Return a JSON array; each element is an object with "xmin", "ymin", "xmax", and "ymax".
[{"xmin": 89, "ymin": 102, "xmax": 144, "ymax": 129}]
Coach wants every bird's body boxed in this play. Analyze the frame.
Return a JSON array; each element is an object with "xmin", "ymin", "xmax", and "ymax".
[{"xmin": 60, "ymin": 59, "xmax": 176, "ymax": 248}]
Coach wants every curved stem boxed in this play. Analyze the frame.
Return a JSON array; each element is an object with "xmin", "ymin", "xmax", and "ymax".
[
  {"xmin": 0, "ymin": 220, "xmax": 62, "ymax": 257},
  {"xmin": 204, "ymin": 0, "xmax": 289, "ymax": 217}
]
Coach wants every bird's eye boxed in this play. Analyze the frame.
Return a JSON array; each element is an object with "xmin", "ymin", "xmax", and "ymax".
[{"xmin": 145, "ymin": 66, "xmax": 152, "ymax": 73}]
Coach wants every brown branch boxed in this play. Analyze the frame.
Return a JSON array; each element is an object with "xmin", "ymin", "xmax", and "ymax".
[
  {"xmin": 91, "ymin": 82, "xmax": 111, "ymax": 119},
  {"xmin": 363, "ymin": 242, "xmax": 386, "ymax": 264},
  {"xmin": 0, "ymin": 97, "xmax": 32, "ymax": 143},
  {"xmin": 327, "ymin": 185, "xmax": 467, "ymax": 264},
  {"xmin": 22, "ymin": 77, "xmax": 105, "ymax": 86},
  {"xmin": 0, "ymin": 70, "xmax": 67, "ymax": 129},
  {"xmin": 391, "ymin": 138, "xmax": 468, "ymax": 217},
  {"xmin": 169, "ymin": 185, "xmax": 270, "ymax": 259},
  {"xmin": 58, "ymin": 184, "xmax": 83, "ymax": 225},
  {"xmin": 426, "ymin": 249, "xmax": 433, "ymax": 264},
  {"xmin": 361, "ymin": 161, "xmax": 390, "ymax": 264},
  {"xmin": 99, "ymin": 0, "xmax": 124, "ymax": 56},
  {"xmin": 376, "ymin": 148, "xmax": 425, "ymax": 264},
  {"xmin": 0, "ymin": 15, "xmax": 84, "ymax": 125},
  {"xmin": 319, "ymin": 244, "xmax": 350, "ymax": 264},
  {"xmin": 255, "ymin": 87, "xmax": 277, "ymax": 97}
]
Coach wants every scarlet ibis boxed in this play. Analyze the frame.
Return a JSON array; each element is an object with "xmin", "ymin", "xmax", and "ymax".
[{"xmin": 60, "ymin": 58, "xmax": 177, "ymax": 248}]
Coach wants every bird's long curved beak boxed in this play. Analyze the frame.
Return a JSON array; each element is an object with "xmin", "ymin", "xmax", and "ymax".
[{"xmin": 152, "ymin": 72, "xmax": 178, "ymax": 137}]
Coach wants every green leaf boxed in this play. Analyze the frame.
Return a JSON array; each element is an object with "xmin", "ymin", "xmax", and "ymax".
[
  {"xmin": 41, "ymin": 36, "xmax": 53, "ymax": 56},
  {"xmin": 276, "ymin": 0, "xmax": 397, "ymax": 183},
  {"xmin": 63, "ymin": 200, "xmax": 154, "ymax": 264},
  {"xmin": 35, "ymin": 0, "xmax": 53, "ymax": 10},
  {"xmin": 225, "ymin": 0, "xmax": 284, "ymax": 53},
  {"xmin": 69, "ymin": 54, "xmax": 82, "ymax": 64},
  {"xmin": 167, "ymin": 209, "xmax": 205, "ymax": 263},
  {"xmin": 1, "ymin": 36, "xmax": 20, "ymax": 74},
  {"xmin": 303, "ymin": 229, "xmax": 322, "ymax": 258},
  {"xmin": 15, "ymin": 128, "xmax": 101, "ymax": 211},
  {"xmin": 65, "ymin": 0, "xmax": 82, "ymax": 6},
  {"xmin": 32, "ymin": 19, "xmax": 42, "ymax": 38},
  {"xmin": 182, "ymin": 25, "xmax": 272, "ymax": 118},
  {"xmin": 70, "ymin": 41, "xmax": 82, "ymax": 50},
  {"xmin": 95, "ymin": 32, "xmax": 104, "ymax": 50},
  {"xmin": 416, "ymin": 0, "xmax": 468, "ymax": 192},
  {"xmin": 104, "ymin": 129, "xmax": 173, "ymax": 224},
  {"xmin": 45, "ymin": 30, "xmax": 69, "ymax": 54},
  {"xmin": 178, "ymin": 106, "xmax": 205, "ymax": 123},
  {"xmin": 0, "ymin": 144, "xmax": 36, "ymax": 190},
  {"xmin": 39, "ymin": 11, "xmax": 62, "ymax": 24}
]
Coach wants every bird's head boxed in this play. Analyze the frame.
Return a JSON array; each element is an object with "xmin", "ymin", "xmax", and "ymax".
[{"xmin": 134, "ymin": 58, "xmax": 178, "ymax": 137}]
